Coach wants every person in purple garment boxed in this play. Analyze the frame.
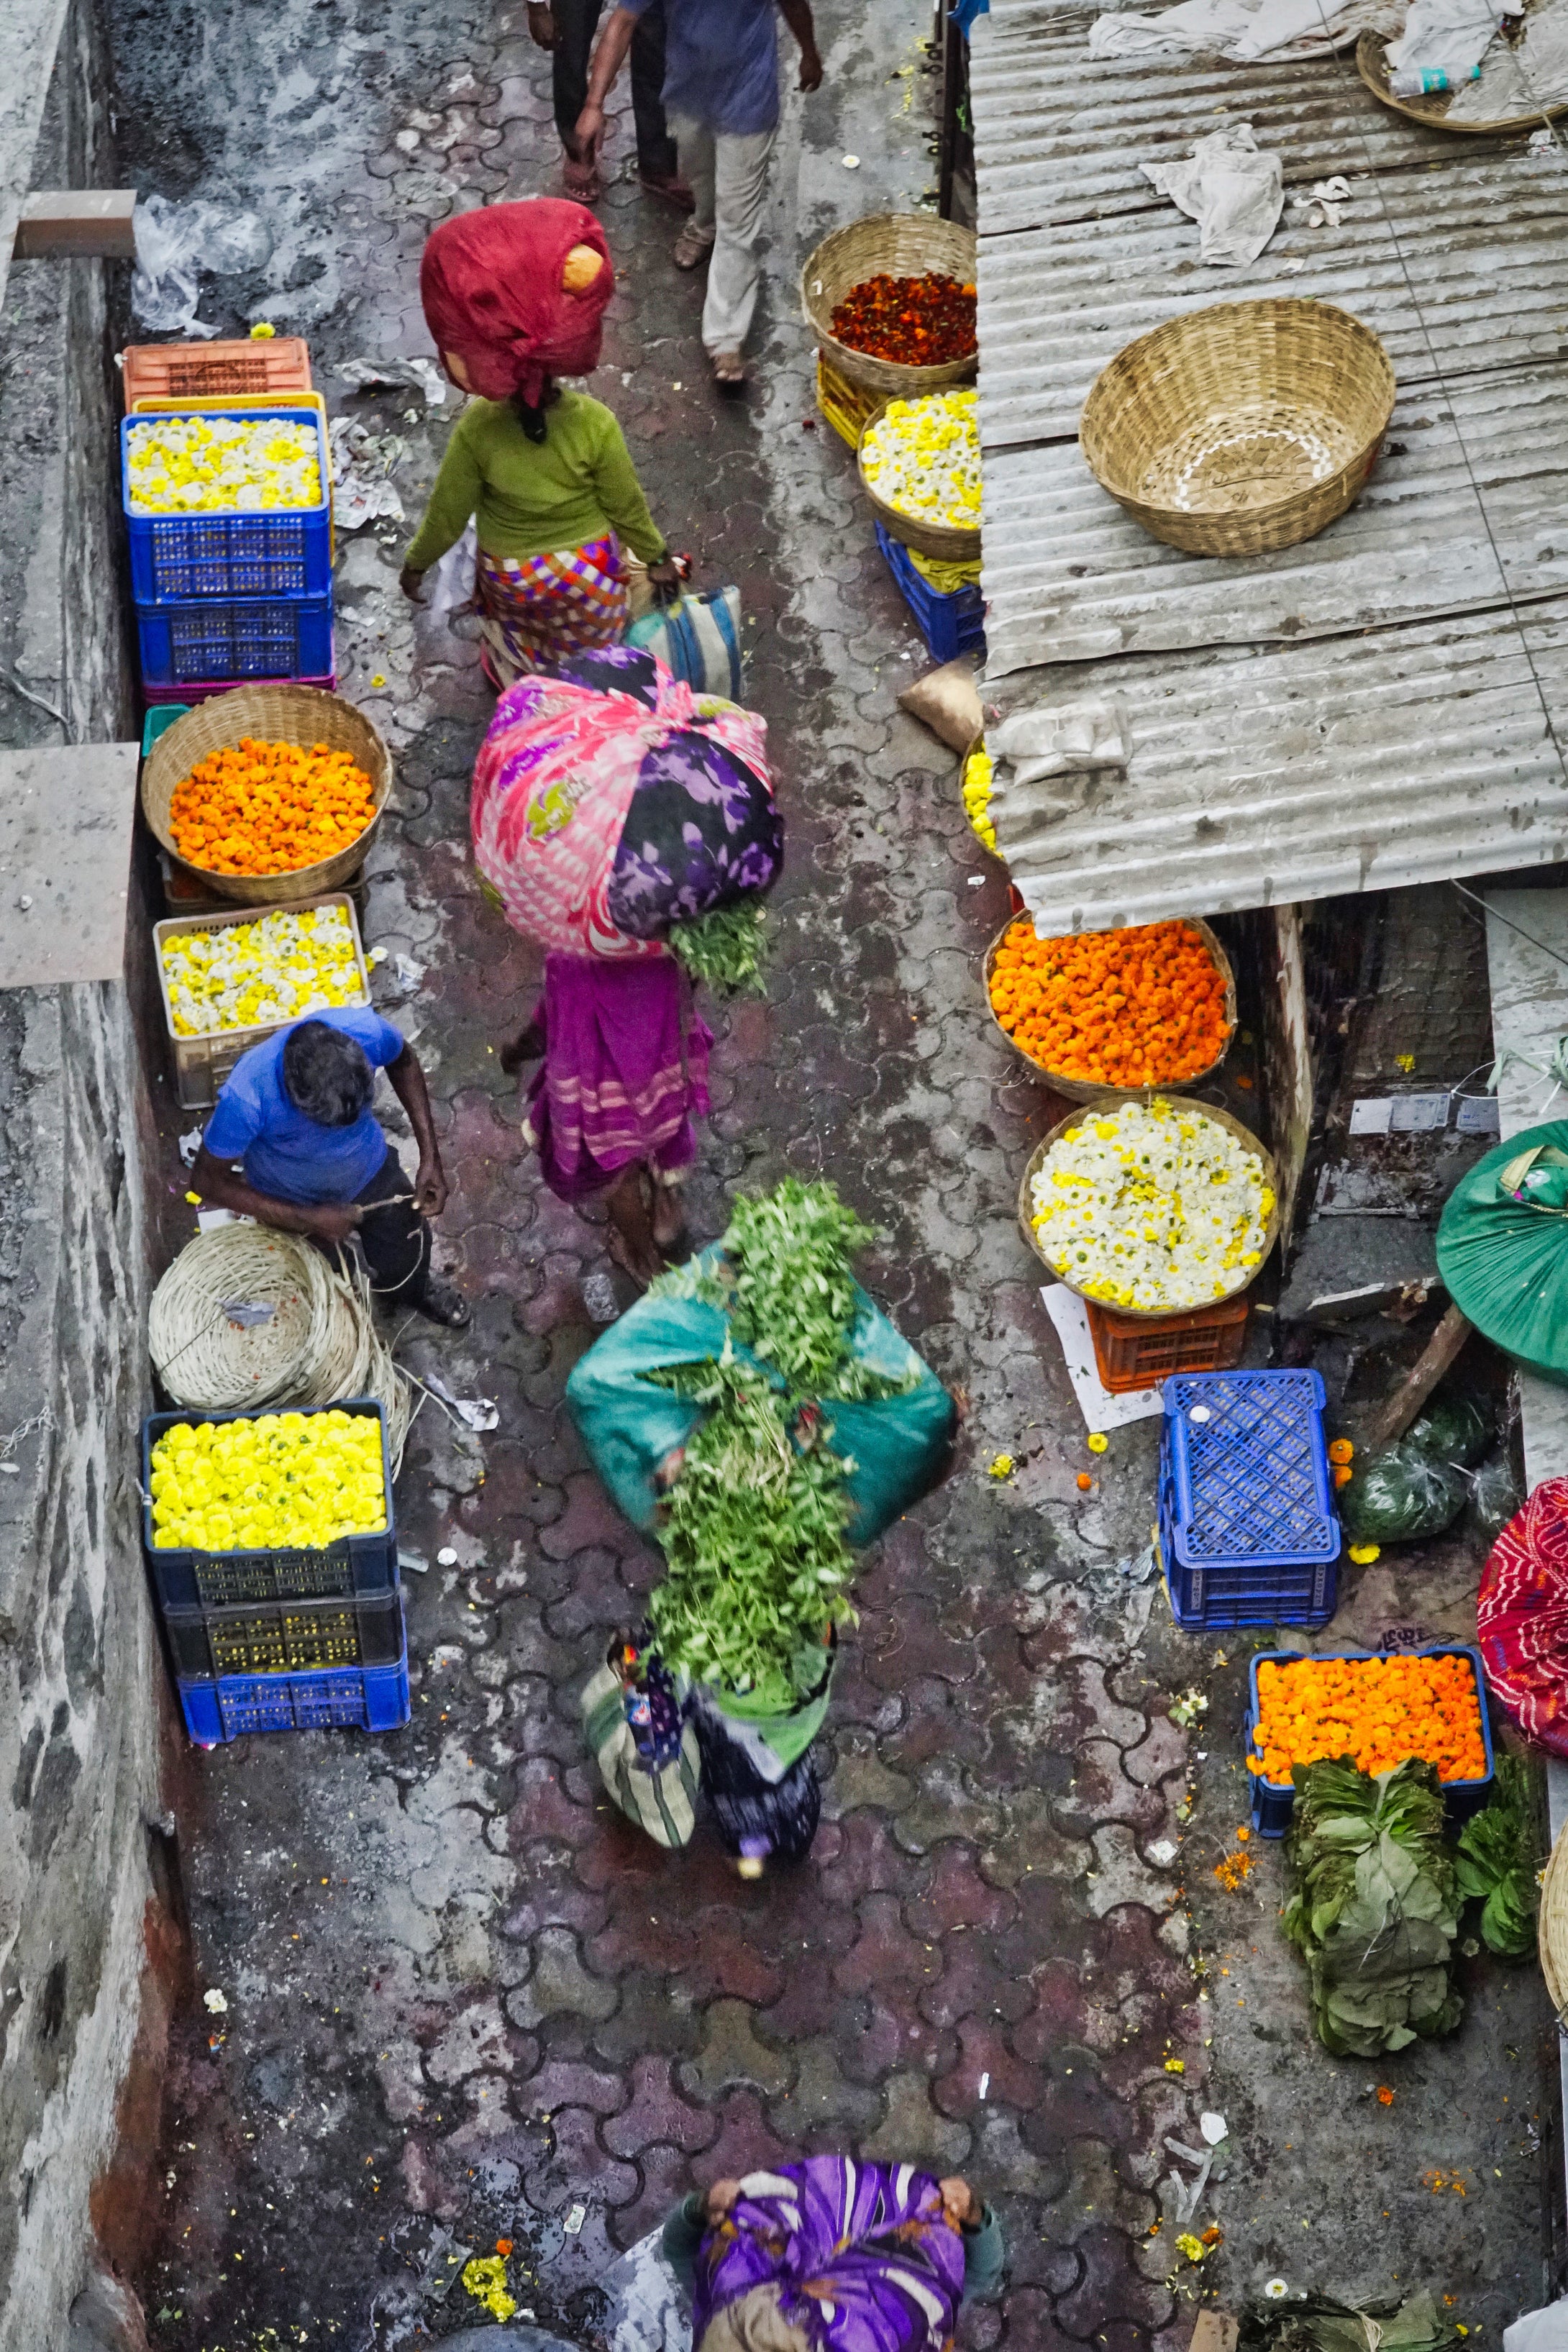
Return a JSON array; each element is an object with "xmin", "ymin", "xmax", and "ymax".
[{"xmin": 662, "ymin": 2159, "xmax": 1004, "ymax": 2352}]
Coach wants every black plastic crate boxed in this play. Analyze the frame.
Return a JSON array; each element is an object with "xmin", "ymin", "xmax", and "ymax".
[
  {"xmin": 165, "ymin": 1589, "xmax": 404, "ymax": 1679},
  {"xmin": 142, "ymin": 1398, "xmax": 396, "ymax": 1608}
]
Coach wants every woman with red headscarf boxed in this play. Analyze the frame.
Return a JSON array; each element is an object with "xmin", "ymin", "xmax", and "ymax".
[{"xmin": 401, "ymin": 198, "xmax": 682, "ymax": 683}]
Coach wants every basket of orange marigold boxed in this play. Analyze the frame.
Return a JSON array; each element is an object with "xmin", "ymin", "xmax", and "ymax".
[{"xmin": 985, "ymin": 915, "xmax": 1236, "ymax": 1101}]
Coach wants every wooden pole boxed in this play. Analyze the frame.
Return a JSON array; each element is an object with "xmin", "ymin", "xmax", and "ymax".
[{"xmin": 1359, "ymin": 1302, "xmax": 1473, "ymax": 1453}]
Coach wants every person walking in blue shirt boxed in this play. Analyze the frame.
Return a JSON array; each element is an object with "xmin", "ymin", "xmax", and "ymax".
[
  {"xmin": 188, "ymin": 1009, "xmax": 470, "ymax": 1328},
  {"xmin": 575, "ymin": 0, "xmax": 824, "ymax": 387}
]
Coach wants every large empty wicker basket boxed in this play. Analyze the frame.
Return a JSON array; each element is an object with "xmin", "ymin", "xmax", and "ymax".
[
  {"xmin": 141, "ymin": 685, "xmax": 392, "ymax": 906},
  {"xmin": 1080, "ymin": 299, "xmax": 1396, "ymax": 558},
  {"xmin": 802, "ymin": 214, "xmax": 978, "ymax": 399}
]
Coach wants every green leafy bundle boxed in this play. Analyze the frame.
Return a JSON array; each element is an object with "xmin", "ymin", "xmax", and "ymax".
[
  {"xmin": 1282, "ymin": 1757, "xmax": 1463, "ymax": 2055},
  {"xmin": 721, "ymin": 1178, "xmax": 883, "ymax": 1398},
  {"xmin": 648, "ymin": 1354, "xmax": 856, "ymax": 1712},
  {"xmin": 1454, "ymin": 1753, "xmax": 1539, "ymax": 1959},
  {"xmin": 667, "ymin": 902, "xmax": 769, "ymax": 995},
  {"xmin": 1239, "ymin": 2289, "xmax": 1457, "ymax": 2352}
]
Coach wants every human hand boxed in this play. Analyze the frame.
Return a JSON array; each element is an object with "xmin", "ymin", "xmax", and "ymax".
[
  {"xmin": 306, "ymin": 1201, "xmax": 365, "ymax": 1247},
  {"xmin": 575, "ymin": 102, "xmax": 607, "ymax": 163},
  {"xmin": 706, "ymin": 2179, "xmax": 742, "ymax": 2225},
  {"xmin": 414, "ymin": 1155, "xmax": 448, "ymax": 1218},
  {"xmin": 647, "ymin": 555, "xmax": 683, "ymax": 603},
  {"xmin": 798, "ymin": 43, "xmax": 824, "ymax": 90},
  {"xmin": 527, "ymin": 0, "xmax": 556, "ymax": 46},
  {"xmin": 939, "ymin": 2177, "xmax": 980, "ymax": 2231},
  {"xmin": 399, "ymin": 564, "xmax": 427, "ymax": 605}
]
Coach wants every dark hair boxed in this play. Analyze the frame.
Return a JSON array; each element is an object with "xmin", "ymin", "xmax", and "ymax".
[
  {"xmin": 281, "ymin": 1021, "xmax": 375, "ymax": 1128},
  {"xmin": 511, "ymin": 376, "xmax": 562, "ymax": 445}
]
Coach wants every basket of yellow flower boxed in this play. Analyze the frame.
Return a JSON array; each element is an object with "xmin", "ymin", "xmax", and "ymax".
[
  {"xmin": 1017, "ymin": 1094, "xmax": 1278, "ymax": 1318},
  {"xmin": 858, "ymin": 390, "xmax": 982, "ymax": 563}
]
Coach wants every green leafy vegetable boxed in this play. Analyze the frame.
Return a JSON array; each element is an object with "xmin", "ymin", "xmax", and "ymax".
[
  {"xmin": 667, "ymin": 902, "xmax": 769, "ymax": 995},
  {"xmin": 1282, "ymin": 1757, "xmax": 1463, "ymax": 2055},
  {"xmin": 723, "ymin": 1178, "xmax": 880, "ymax": 1398},
  {"xmin": 1405, "ymin": 1390, "xmax": 1494, "ymax": 1469},
  {"xmin": 1339, "ymin": 1442, "xmax": 1467, "ymax": 1544},
  {"xmin": 648, "ymin": 1352, "xmax": 856, "ymax": 1710},
  {"xmin": 1239, "ymin": 2289, "xmax": 1457, "ymax": 2352},
  {"xmin": 1454, "ymin": 1752, "xmax": 1538, "ymax": 1959}
]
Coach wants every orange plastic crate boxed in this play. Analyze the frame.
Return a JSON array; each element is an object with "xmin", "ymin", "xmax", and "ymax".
[
  {"xmin": 1088, "ymin": 1290, "xmax": 1250, "ymax": 1392},
  {"xmin": 816, "ymin": 351, "xmax": 878, "ymax": 450},
  {"xmin": 122, "ymin": 337, "xmax": 312, "ymax": 412}
]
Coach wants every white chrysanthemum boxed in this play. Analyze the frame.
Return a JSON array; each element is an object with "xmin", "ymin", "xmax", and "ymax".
[{"xmin": 161, "ymin": 906, "xmax": 365, "ymax": 1037}]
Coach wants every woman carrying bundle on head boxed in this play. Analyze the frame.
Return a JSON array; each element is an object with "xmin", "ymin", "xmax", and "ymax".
[{"xmin": 401, "ymin": 197, "xmax": 683, "ymax": 685}]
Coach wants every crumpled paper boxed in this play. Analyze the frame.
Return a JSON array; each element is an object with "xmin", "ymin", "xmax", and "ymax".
[
  {"xmin": 1292, "ymin": 173, "xmax": 1352, "ymax": 227},
  {"xmin": 329, "ymin": 416, "xmax": 406, "ymax": 530},
  {"xmin": 1090, "ymin": 0, "xmax": 1400, "ymax": 59},
  {"xmin": 1141, "ymin": 122, "xmax": 1284, "ymax": 265},
  {"xmin": 335, "ymin": 355, "xmax": 448, "ymax": 406}
]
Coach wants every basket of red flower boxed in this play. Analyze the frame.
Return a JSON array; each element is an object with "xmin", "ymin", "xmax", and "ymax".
[{"xmin": 801, "ymin": 215, "xmax": 977, "ymax": 400}]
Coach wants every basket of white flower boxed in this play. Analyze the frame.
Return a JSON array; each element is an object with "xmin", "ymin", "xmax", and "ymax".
[{"xmin": 1018, "ymin": 1095, "xmax": 1279, "ymax": 1319}]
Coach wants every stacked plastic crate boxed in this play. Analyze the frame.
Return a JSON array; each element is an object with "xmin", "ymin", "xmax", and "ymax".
[
  {"xmin": 141, "ymin": 1399, "xmax": 409, "ymax": 1745},
  {"xmin": 1157, "ymin": 1368, "xmax": 1341, "ymax": 1631},
  {"xmin": 122, "ymin": 337, "xmax": 335, "ymax": 702}
]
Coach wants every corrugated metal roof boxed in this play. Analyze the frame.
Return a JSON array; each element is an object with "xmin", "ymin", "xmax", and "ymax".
[
  {"xmin": 987, "ymin": 598, "xmax": 1568, "ymax": 934},
  {"xmin": 968, "ymin": 0, "xmax": 1568, "ymax": 913}
]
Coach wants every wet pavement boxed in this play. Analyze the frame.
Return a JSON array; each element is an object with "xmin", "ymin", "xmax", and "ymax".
[{"xmin": 110, "ymin": 0, "xmax": 1556, "ymax": 2346}]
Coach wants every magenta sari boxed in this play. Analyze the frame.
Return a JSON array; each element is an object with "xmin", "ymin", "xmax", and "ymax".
[{"xmin": 521, "ymin": 951, "xmax": 712, "ymax": 1203}]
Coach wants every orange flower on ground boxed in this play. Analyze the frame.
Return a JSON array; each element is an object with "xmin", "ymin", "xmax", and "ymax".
[
  {"xmin": 1376, "ymin": 2087, "xmax": 1395, "ymax": 2107},
  {"xmin": 169, "ymin": 735, "xmax": 377, "ymax": 878},
  {"xmin": 987, "ymin": 918, "xmax": 1231, "ymax": 1087},
  {"xmin": 1249, "ymin": 1652, "xmax": 1487, "ymax": 1788}
]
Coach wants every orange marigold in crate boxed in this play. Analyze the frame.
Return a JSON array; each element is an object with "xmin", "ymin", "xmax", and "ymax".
[{"xmin": 1249, "ymin": 1652, "xmax": 1488, "ymax": 1787}]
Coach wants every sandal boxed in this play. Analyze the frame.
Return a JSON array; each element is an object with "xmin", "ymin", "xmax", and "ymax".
[
  {"xmin": 562, "ymin": 152, "xmax": 601, "ymax": 204},
  {"xmin": 673, "ymin": 219, "xmax": 716, "ymax": 270},
  {"xmin": 639, "ymin": 168, "xmax": 696, "ymax": 214}
]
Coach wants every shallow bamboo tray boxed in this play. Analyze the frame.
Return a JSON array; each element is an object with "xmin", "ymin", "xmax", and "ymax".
[
  {"xmin": 1079, "ymin": 300, "xmax": 1396, "ymax": 559},
  {"xmin": 801, "ymin": 214, "xmax": 978, "ymax": 400},
  {"xmin": 141, "ymin": 686, "xmax": 391, "ymax": 907},
  {"xmin": 1541, "ymin": 1820, "xmax": 1568, "ymax": 2018},
  {"xmin": 985, "ymin": 913, "xmax": 1236, "ymax": 1103},
  {"xmin": 1357, "ymin": 21, "xmax": 1568, "ymax": 131},
  {"xmin": 1017, "ymin": 1093, "xmax": 1279, "ymax": 1319},
  {"xmin": 858, "ymin": 396, "xmax": 982, "ymax": 564}
]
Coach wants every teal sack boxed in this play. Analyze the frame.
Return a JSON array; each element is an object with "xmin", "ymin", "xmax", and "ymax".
[
  {"xmin": 1437, "ymin": 1120, "xmax": 1568, "ymax": 1386},
  {"xmin": 565, "ymin": 1246, "xmax": 954, "ymax": 1546}
]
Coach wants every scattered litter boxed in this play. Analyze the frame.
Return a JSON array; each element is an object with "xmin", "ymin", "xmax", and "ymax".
[
  {"xmin": 132, "ymin": 194, "xmax": 271, "ymax": 332},
  {"xmin": 988, "ymin": 1452, "xmax": 1015, "ymax": 1479},
  {"xmin": 977, "ymin": 2071, "xmax": 991, "ymax": 2099},
  {"xmin": 329, "ymin": 415, "xmax": 407, "ymax": 531},
  {"xmin": 203, "ymin": 1989, "xmax": 229, "ymax": 2014},
  {"xmin": 1170, "ymin": 1689, "xmax": 1208, "ymax": 1728},
  {"xmin": 1161, "ymin": 2134, "xmax": 1214, "ymax": 2228},
  {"xmin": 564, "ymin": 2202, "xmax": 588, "ymax": 2235},
  {"xmin": 1200, "ymin": 2110, "xmax": 1229, "ymax": 2144},
  {"xmin": 1040, "ymin": 1285, "xmax": 1165, "ymax": 1431},
  {"xmin": 337, "ymin": 355, "xmax": 449, "ymax": 406},
  {"xmin": 436, "ymin": 1546, "xmax": 460, "ymax": 1567},
  {"xmin": 1118, "ymin": 1541, "xmax": 1159, "ymax": 1584},
  {"xmin": 582, "ymin": 1270, "xmax": 621, "ymax": 1323},
  {"xmin": 218, "ymin": 1296, "xmax": 275, "ymax": 1331},
  {"xmin": 178, "ymin": 1127, "xmax": 203, "ymax": 1169},
  {"xmin": 196, "ymin": 1208, "xmax": 242, "ymax": 1233},
  {"xmin": 398, "ymin": 1549, "xmax": 431, "ymax": 1576},
  {"xmin": 461, "ymin": 2254, "xmax": 516, "ymax": 2321},
  {"xmin": 1175, "ymin": 2231, "xmax": 1211, "ymax": 2262},
  {"xmin": 1141, "ymin": 124, "xmax": 1284, "ymax": 268},
  {"xmin": 1290, "ymin": 174, "xmax": 1351, "ymax": 228},
  {"xmin": 1280, "ymin": 257, "xmax": 1307, "ymax": 273},
  {"xmin": 393, "ymin": 953, "xmax": 426, "ymax": 993},
  {"xmin": 421, "ymin": 1369, "xmax": 499, "ymax": 1433},
  {"xmin": 1148, "ymin": 1838, "xmax": 1179, "ymax": 1865},
  {"xmin": 1090, "ymin": 0, "xmax": 1400, "ymax": 59},
  {"xmin": 1387, "ymin": 0, "xmax": 1520, "ymax": 96}
]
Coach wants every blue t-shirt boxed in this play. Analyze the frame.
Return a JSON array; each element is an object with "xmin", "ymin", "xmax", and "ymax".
[
  {"xmin": 202, "ymin": 1007, "xmax": 406, "ymax": 1206},
  {"xmin": 628, "ymin": 0, "xmax": 781, "ymax": 135}
]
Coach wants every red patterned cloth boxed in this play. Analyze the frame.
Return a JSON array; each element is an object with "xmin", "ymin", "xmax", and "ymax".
[
  {"xmin": 1477, "ymin": 1476, "xmax": 1568, "ymax": 1754},
  {"xmin": 419, "ymin": 198, "xmax": 613, "ymax": 406}
]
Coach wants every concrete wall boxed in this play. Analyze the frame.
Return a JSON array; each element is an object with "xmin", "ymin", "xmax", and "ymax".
[{"xmin": 0, "ymin": 1, "xmax": 169, "ymax": 2345}]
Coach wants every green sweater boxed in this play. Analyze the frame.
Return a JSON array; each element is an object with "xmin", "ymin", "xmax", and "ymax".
[{"xmin": 403, "ymin": 390, "xmax": 667, "ymax": 571}]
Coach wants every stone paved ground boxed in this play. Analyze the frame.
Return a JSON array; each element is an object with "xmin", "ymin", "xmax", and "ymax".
[{"xmin": 111, "ymin": 1, "xmax": 1555, "ymax": 2346}]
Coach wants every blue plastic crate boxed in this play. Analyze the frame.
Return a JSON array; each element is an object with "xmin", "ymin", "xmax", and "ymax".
[
  {"xmin": 1156, "ymin": 1482, "xmax": 1337, "ymax": 1630},
  {"xmin": 1162, "ymin": 1369, "xmax": 1340, "ymax": 1569},
  {"xmin": 875, "ymin": 521, "xmax": 985, "ymax": 663},
  {"xmin": 142, "ymin": 1398, "xmax": 396, "ymax": 1610},
  {"xmin": 1244, "ymin": 1644, "xmax": 1495, "ymax": 1836},
  {"xmin": 136, "ymin": 593, "xmax": 334, "ymax": 688},
  {"xmin": 178, "ymin": 1652, "xmax": 411, "ymax": 1745},
  {"xmin": 164, "ymin": 1590, "xmax": 404, "ymax": 1679},
  {"xmin": 123, "ymin": 407, "xmax": 332, "ymax": 602}
]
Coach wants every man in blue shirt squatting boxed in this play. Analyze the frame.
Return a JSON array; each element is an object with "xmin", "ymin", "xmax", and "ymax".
[
  {"xmin": 575, "ymin": 0, "xmax": 824, "ymax": 389},
  {"xmin": 188, "ymin": 1008, "xmax": 470, "ymax": 1328}
]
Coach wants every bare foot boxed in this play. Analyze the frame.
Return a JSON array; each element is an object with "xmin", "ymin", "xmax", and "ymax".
[
  {"xmin": 650, "ymin": 1181, "xmax": 686, "ymax": 1252},
  {"xmin": 711, "ymin": 348, "xmax": 747, "ymax": 388},
  {"xmin": 605, "ymin": 1164, "xmax": 665, "ymax": 1288}
]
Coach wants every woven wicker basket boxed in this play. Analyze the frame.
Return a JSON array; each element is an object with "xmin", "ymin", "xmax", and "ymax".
[
  {"xmin": 1357, "ymin": 24, "xmax": 1568, "ymax": 130},
  {"xmin": 1016, "ymin": 1093, "xmax": 1279, "ymax": 1318},
  {"xmin": 858, "ymin": 396, "xmax": 982, "ymax": 563},
  {"xmin": 1079, "ymin": 300, "xmax": 1396, "ymax": 559},
  {"xmin": 801, "ymin": 214, "xmax": 978, "ymax": 399},
  {"xmin": 1541, "ymin": 1820, "xmax": 1568, "ymax": 2018},
  {"xmin": 141, "ymin": 686, "xmax": 391, "ymax": 906},
  {"xmin": 985, "ymin": 914, "xmax": 1237, "ymax": 1103}
]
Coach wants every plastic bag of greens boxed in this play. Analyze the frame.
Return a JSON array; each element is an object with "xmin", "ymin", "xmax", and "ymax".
[
  {"xmin": 1469, "ymin": 1451, "xmax": 1526, "ymax": 1542},
  {"xmin": 1406, "ymin": 1390, "xmax": 1493, "ymax": 1469},
  {"xmin": 1239, "ymin": 2289, "xmax": 1457, "ymax": 2352},
  {"xmin": 1340, "ymin": 1440, "xmax": 1467, "ymax": 1544}
]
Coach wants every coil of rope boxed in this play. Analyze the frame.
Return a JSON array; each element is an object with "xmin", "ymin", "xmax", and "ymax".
[{"xmin": 148, "ymin": 1226, "xmax": 417, "ymax": 1471}]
